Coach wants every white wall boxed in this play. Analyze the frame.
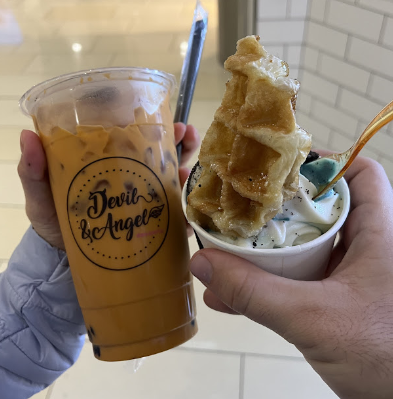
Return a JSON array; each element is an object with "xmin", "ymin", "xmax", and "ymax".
[
  {"xmin": 256, "ymin": 0, "xmax": 308, "ymax": 78},
  {"xmin": 256, "ymin": 0, "xmax": 393, "ymax": 181}
]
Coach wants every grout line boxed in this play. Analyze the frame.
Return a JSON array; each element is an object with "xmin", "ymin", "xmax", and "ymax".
[
  {"xmin": 298, "ymin": 67, "xmax": 306, "ymax": 88},
  {"xmin": 308, "ymin": 17, "xmax": 393, "ymax": 52},
  {"xmin": 308, "ymin": 103, "xmax": 359, "ymax": 139},
  {"xmin": 335, "ymin": 86, "xmax": 342, "ymax": 108},
  {"xmin": 286, "ymin": 0, "xmax": 292, "ymax": 19},
  {"xmin": 316, "ymin": 49, "xmax": 323, "ymax": 71},
  {"xmin": 365, "ymin": 73, "xmax": 374, "ymax": 97},
  {"xmin": 251, "ymin": 40, "xmax": 303, "ymax": 47},
  {"xmin": 308, "ymin": 91, "xmax": 316, "ymax": 115},
  {"xmin": 306, "ymin": 110, "xmax": 393, "ymax": 163},
  {"xmin": 337, "ymin": 0, "xmax": 393, "ymax": 18},
  {"xmin": 378, "ymin": 15, "xmax": 388, "ymax": 45},
  {"xmin": 256, "ymin": 16, "xmax": 305, "ymax": 22},
  {"xmin": 305, "ymin": 0, "xmax": 312, "ymax": 19},
  {"xmin": 354, "ymin": 119, "xmax": 364, "ymax": 140},
  {"xmin": 175, "ymin": 345, "xmax": 305, "ymax": 362},
  {"xmin": 283, "ymin": 44, "xmax": 288, "ymax": 65},
  {"xmin": 343, "ymin": 34, "xmax": 352, "ymax": 62},
  {"xmin": 301, "ymin": 48, "xmax": 393, "ymax": 98},
  {"xmin": 327, "ymin": 128, "xmax": 335, "ymax": 149},
  {"xmin": 323, "ymin": 0, "xmax": 331, "ymax": 24},
  {"xmin": 239, "ymin": 353, "xmax": 245, "ymax": 399}
]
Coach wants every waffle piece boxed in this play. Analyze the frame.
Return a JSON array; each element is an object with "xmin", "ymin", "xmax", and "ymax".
[{"xmin": 187, "ymin": 36, "xmax": 312, "ymax": 238}]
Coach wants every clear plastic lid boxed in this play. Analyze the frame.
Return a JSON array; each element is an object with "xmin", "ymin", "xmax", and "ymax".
[{"xmin": 19, "ymin": 67, "xmax": 177, "ymax": 117}]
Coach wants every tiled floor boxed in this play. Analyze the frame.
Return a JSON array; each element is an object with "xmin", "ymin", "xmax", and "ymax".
[{"xmin": 0, "ymin": 0, "xmax": 342, "ymax": 398}]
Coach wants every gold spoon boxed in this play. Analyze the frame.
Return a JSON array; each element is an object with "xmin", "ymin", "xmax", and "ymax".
[{"xmin": 300, "ymin": 99, "xmax": 393, "ymax": 201}]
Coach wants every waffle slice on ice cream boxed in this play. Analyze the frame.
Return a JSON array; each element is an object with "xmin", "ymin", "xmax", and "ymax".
[{"xmin": 187, "ymin": 35, "xmax": 312, "ymax": 238}]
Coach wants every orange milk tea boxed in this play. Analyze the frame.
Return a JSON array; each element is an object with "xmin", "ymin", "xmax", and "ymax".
[{"xmin": 20, "ymin": 68, "xmax": 197, "ymax": 361}]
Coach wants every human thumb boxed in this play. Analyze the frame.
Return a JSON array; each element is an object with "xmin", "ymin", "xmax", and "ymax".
[
  {"xmin": 189, "ymin": 248, "xmax": 327, "ymax": 342},
  {"xmin": 18, "ymin": 129, "xmax": 54, "ymax": 213},
  {"xmin": 18, "ymin": 129, "xmax": 64, "ymax": 250}
]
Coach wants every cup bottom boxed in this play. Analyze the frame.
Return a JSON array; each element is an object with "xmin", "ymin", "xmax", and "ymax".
[{"xmin": 91, "ymin": 320, "xmax": 198, "ymax": 361}]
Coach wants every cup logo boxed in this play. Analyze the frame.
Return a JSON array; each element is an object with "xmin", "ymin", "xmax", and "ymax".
[{"xmin": 67, "ymin": 157, "xmax": 169, "ymax": 270}]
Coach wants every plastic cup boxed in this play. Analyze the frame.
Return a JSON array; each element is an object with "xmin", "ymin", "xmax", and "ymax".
[
  {"xmin": 182, "ymin": 178, "xmax": 350, "ymax": 281},
  {"xmin": 20, "ymin": 67, "xmax": 197, "ymax": 361}
]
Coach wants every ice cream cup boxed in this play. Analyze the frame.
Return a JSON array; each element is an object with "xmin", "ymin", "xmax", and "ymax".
[{"xmin": 182, "ymin": 178, "xmax": 350, "ymax": 281}]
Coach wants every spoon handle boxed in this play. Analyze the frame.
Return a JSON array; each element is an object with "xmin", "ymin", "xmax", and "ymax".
[
  {"xmin": 314, "ymin": 99, "xmax": 393, "ymax": 200},
  {"xmin": 354, "ymin": 99, "xmax": 393, "ymax": 150}
]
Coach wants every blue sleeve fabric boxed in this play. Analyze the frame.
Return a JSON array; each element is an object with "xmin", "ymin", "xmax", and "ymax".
[{"xmin": 0, "ymin": 227, "xmax": 86, "ymax": 399}]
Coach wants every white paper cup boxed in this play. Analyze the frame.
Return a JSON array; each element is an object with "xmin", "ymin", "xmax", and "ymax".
[{"xmin": 182, "ymin": 179, "xmax": 350, "ymax": 281}]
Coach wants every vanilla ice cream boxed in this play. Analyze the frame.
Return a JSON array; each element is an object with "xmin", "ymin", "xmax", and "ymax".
[{"xmin": 209, "ymin": 174, "xmax": 342, "ymax": 249}]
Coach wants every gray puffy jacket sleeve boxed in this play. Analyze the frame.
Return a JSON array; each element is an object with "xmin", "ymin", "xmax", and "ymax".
[{"xmin": 0, "ymin": 227, "xmax": 86, "ymax": 399}]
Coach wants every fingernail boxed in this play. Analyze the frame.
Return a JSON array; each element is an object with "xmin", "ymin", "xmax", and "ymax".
[
  {"xmin": 20, "ymin": 133, "xmax": 25, "ymax": 153},
  {"xmin": 20, "ymin": 129, "xmax": 29, "ymax": 153},
  {"xmin": 190, "ymin": 254, "xmax": 212, "ymax": 284}
]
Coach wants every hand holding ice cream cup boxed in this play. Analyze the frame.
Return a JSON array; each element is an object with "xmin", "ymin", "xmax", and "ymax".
[{"xmin": 183, "ymin": 36, "xmax": 350, "ymax": 281}]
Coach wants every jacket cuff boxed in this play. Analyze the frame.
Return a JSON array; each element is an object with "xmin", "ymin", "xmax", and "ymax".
[{"xmin": 4, "ymin": 226, "xmax": 85, "ymax": 331}]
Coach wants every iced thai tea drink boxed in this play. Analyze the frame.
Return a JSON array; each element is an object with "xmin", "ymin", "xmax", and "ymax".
[{"xmin": 19, "ymin": 67, "xmax": 197, "ymax": 361}]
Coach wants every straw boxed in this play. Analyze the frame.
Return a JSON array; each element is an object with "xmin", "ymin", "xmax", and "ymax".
[{"xmin": 174, "ymin": 0, "xmax": 208, "ymax": 162}]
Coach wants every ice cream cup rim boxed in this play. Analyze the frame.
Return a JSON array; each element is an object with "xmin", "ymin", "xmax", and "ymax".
[
  {"xmin": 182, "ymin": 177, "xmax": 350, "ymax": 257},
  {"xmin": 19, "ymin": 66, "xmax": 177, "ymax": 117}
]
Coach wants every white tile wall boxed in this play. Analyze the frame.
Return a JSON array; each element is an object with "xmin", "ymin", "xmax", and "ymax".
[
  {"xmin": 356, "ymin": 122, "xmax": 393, "ymax": 159},
  {"xmin": 382, "ymin": 17, "xmax": 393, "ymax": 48},
  {"xmin": 319, "ymin": 53, "xmax": 370, "ymax": 92},
  {"xmin": 326, "ymin": 0, "xmax": 384, "ymax": 41},
  {"xmin": 296, "ymin": 113, "xmax": 331, "ymax": 147},
  {"xmin": 257, "ymin": 0, "xmax": 393, "ymax": 170},
  {"xmin": 307, "ymin": 22, "xmax": 348, "ymax": 57},
  {"xmin": 289, "ymin": 67, "xmax": 300, "ymax": 79},
  {"xmin": 296, "ymin": 92, "xmax": 313, "ymax": 114},
  {"xmin": 257, "ymin": 20, "xmax": 305, "ymax": 44},
  {"xmin": 301, "ymin": 71, "xmax": 339, "ymax": 104},
  {"xmin": 348, "ymin": 37, "xmax": 393, "ymax": 78},
  {"xmin": 302, "ymin": 46, "xmax": 319, "ymax": 71},
  {"xmin": 264, "ymin": 45, "xmax": 285, "ymax": 59},
  {"xmin": 256, "ymin": 0, "xmax": 307, "ymax": 86},
  {"xmin": 338, "ymin": 89, "xmax": 385, "ymax": 122},
  {"xmin": 287, "ymin": 45, "xmax": 302, "ymax": 67},
  {"xmin": 357, "ymin": 0, "xmax": 393, "ymax": 17},
  {"xmin": 309, "ymin": 0, "xmax": 327, "ymax": 22},
  {"xmin": 313, "ymin": 99, "xmax": 359, "ymax": 137},
  {"xmin": 257, "ymin": 0, "xmax": 288, "ymax": 19},
  {"xmin": 288, "ymin": 0, "xmax": 309, "ymax": 18},
  {"xmin": 329, "ymin": 130, "xmax": 354, "ymax": 151},
  {"xmin": 296, "ymin": 0, "xmax": 393, "ymax": 169},
  {"xmin": 369, "ymin": 75, "xmax": 393, "ymax": 105}
]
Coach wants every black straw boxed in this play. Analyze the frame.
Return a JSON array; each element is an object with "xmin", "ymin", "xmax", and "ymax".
[{"xmin": 174, "ymin": 1, "xmax": 208, "ymax": 162}]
